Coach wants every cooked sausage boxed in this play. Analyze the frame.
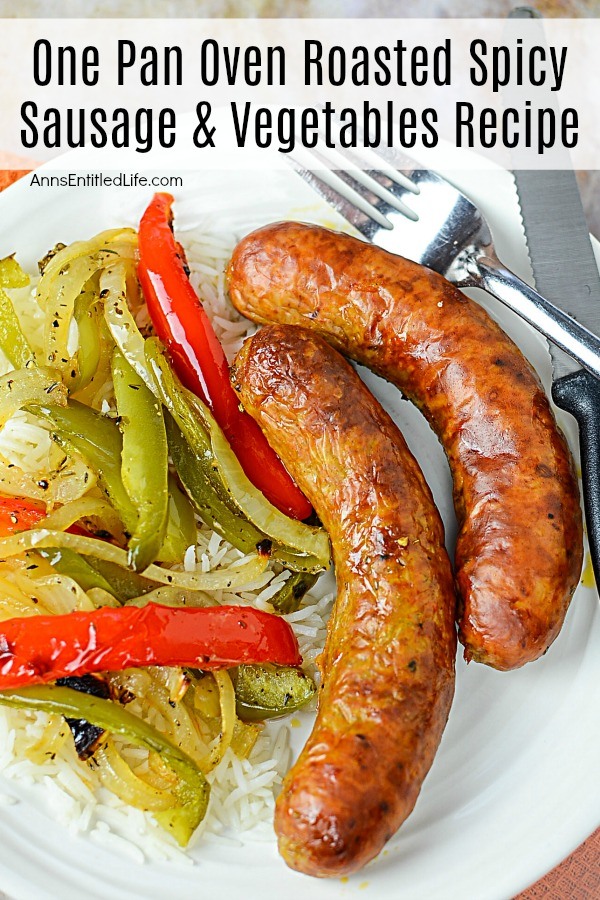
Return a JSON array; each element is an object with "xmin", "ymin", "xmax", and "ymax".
[
  {"xmin": 231, "ymin": 325, "xmax": 457, "ymax": 877},
  {"xmin": 228, "ymin": 222, "xmax": 583, "ymax": 671}
]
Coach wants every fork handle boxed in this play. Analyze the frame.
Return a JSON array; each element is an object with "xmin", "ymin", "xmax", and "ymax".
[
  {"xmin": 553, "ymin": 369, "xmax": 600, "ymax": 589},
  {"xmin": 473, "ymin": 256, "xmax": 600, "ymax": 381}
]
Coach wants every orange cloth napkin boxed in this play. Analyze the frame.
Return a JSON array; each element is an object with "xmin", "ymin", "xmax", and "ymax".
[
  {"xmin": 0, "ymin": 170, "xmax": 30, "ymax": 191},
  {"xmin": 516, "ymin": 827, "xmax": 599, "ymax": 898}
]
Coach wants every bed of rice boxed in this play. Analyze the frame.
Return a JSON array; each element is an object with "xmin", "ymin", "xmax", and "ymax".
[{"xmin": 0, "ymin": 224, "xmax": 335, "ymax": 864}]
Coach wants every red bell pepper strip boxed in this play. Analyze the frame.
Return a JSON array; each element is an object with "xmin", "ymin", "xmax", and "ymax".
[
  {"xmin": 0, "ymin": 497, "xmax": 86, "ymax": 538},
  {"xmin": 137, "ymin": 193, "xmax": 312, "ymax": 521},
  {"xmin": 0, "ymin": 604, "xmax": 301, "ymax": 689}
]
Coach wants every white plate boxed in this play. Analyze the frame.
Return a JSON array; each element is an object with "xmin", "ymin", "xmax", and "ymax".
[{"xmin": 0, "ymin": 158, "xmax": 598, "ymax": 900}]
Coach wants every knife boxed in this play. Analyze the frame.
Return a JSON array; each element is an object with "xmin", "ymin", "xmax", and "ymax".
[
  {"xmin": 509, "ymin": 9, "xmax": 600, "ymax": 586},
  {"xmin": 515, "ymin": 168, "xmax": 600, "ymax": 584}
]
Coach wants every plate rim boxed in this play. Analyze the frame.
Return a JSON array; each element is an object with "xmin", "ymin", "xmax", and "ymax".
[{"xmin": 0, "ymin": 156, "xmax": 597, "ymax": 900}]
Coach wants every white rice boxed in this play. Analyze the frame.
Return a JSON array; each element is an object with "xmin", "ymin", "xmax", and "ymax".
[{"xmin": 0, "ymin": 222, "xmax": 334, "ymax": 863}]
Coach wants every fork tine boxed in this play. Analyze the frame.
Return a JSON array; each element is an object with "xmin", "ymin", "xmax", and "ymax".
[
  {"xmin": 338, "ymin": 144, "xmax": 421, "ymax": 194},
  {"xmin": 333, "ymin": 167, "xmax": 418, "ymax": 222},
  {"xmin": 360, "ymin": 144, "xmax": 430, "ymax": 182},
  {"xmin": 292, "ymin": 141, "xmax": 422, "ymax": 228},
  {"xmin": 307, "ymin": 142, "xmax": 418, "ymax": 212},
  {"xmin": 363, "ymin": 145, "xmax": 469, "ymax": 208},
  {"xmin": 289, "ymin": 158, "xmax": 391, "ymax": 240}
]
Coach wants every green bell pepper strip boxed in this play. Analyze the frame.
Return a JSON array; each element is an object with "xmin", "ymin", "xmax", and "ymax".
[
  {"xmin": 166, "ymin": 415, "xmax": 321, "ymax": 572},
  {"xmin": 81, "ymin": 556, "xmax": 158, "ymax": 600},
  {"xmin": 147, "ymin": 340, "xmax": 244, "ymax": 510},
  {"xmin": 0, "ymin": 283, "xmax": 34, "ymax": 369},
  {"xmin": 30, "ymin": 400, "xmax": 139, "ymax": 539},
  {"xmin": 147, "ymin": 338, "xmax": 329, "ymax": 562},
  {"xmin": 0, "ymin": 684, "xmax": 208, "ymax": 846},
  {"xmin": 71, "ymin": 292, "xmax": 102, "ymax": 393},
  {"xmin": 156, "ymin": 473, "xmax": 197, "ymax": 566},
  {"xmin": 112, "ymin": 350, "xmax": 169, "ymax": 572},
  {"xmin": 269, "ymin": 571, "xmax": 320, "ymax": 615},
  {"xmin": 37, "ymin": 547, "xmax": 160, "ymax": 603},
  {"xmin": 71, "ymin": 312, "xmax": 115, "ymax": 407},
  {"xmin": 148, "ymin": 342, "xmax": 327, "ymax": 573},
  {"xmin": 37, "ymin": 546, "xmax": 117, "ymax": 595},
  {"xmin": 233, "ymin": 664, "xmax": 316, "ymax": 722},
  {"xmin": 0, "ymin": 255, "xmax": 32, "ymax": 370},
  {"xmin": 166, "ymin": 414, "xmax": 264, "ymax": 554},
  {"xmin": 124, "ymin": 586, "xmax": 215, "ymax": 608},
  {"xmin": 0, "ymin": 255, "xmax": 29, "ymax": 289},
  {"xmin": 167, "ymin": 416, "xmax": 324, "ymax": 573}
]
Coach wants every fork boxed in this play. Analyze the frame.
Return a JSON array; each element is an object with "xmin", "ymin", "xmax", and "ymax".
[{"xmin": 293, "ymin": 148, "xmax": 600, "ymax": 381}]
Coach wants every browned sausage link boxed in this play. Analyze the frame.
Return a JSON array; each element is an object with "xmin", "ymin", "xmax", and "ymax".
[
  {"xmin": 232, "ymin": 325, "xmax": 456, "ymax": 877},
  {"xmin": 228, "ymin": 222, "xmax": 583, "ymax": 671}
]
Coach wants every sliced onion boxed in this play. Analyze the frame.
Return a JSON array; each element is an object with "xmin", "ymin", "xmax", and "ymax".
[
  {"xmin": 40, "ymin": 495, "xmax": 124, "ymax": 537},
  {"xmin": 148, "ymin": 666, "xmax": 190, "ymax": 705},
  {"xmin": 94, "ymin": 736, "xmax": 176, "ymax": 812},
  {"xmin": 212, "ymin": 424, "xmax": 329, "ymax": 559},
  {"xmin": 143, "ymin": 674, "xmax": 211, "ymax": 770},
  {"xmin": 0, "ymin": 450, "xmax": 95, "ymax": 504},
  {"xmin": 0, "ymin": 565, "xmax": 94, "ymax": 618},
  {"xmin": 230, "ymin": 719, "xmax": 262, "ymax": 760},
  {"xmin": 189, "ymin": 392, "xmax": 329, "ymax": 564},
  {"xmin": 102, "ymin": 263, "xmax": 156, "ymax": 393},
  {"xmin": 0, "ymin": 529, "xmax": 270, "ymax": 591},
  {"xmin": 0, "ymin": 366, "xmax": 67, "ymax": 428},
  {"xmin": 107, "ymin": 668, "xmax": 153, "ymax": 702},
  {"xmin": 25, "ymin": 714, "xmax": 69, "ymax": 765},
  {"xmin": 86, "ymin": 587, "xmax": 121, "ymax": 608},
  {"xmin": 39, "ymin": 229, "xmax": 137, "ymax": 284},
  {"xmin": 125, "ymin": 586, "xmax": 216, "ymax": 609},
  {"xmin": 200, "ymin": 669, "xmax": 236, "ymax": 772},
  {"xmin": 13, "ymin": 572, "xmax": 95, "ymax": 615},
  {"xmin": 0, "ymin": 573, "xmax": 43, "ymax": 620},
  {"xmin": 10, "ymin": 569, "xmax": 92, "ymax": 615},
  {"xmin": 38, "ymin": 229, "xmax": 137, "ymax": 381}
]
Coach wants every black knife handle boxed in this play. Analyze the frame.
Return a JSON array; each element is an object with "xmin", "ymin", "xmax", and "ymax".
[{"xmin": 552, "ymin": 369, "xmax": 600, "ymax": 587}]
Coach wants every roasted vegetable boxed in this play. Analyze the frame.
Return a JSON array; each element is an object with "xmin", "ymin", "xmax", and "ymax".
[
  {"xmin": 71, "ymin": 291, "xmax": 102, "ymax": 393},
  {"xmin": 147, "ymin": 339, "xmax": 330, "ymax": 573},
  {"xmin": 0, "ymin": 683, "xmax": 208, "ymax": 845},
  {"xmin": 156, "ymin": 473, "xmax": 197, "ymax": 565},
  {"xmin": 137, "ymin": 193, "xmax": 311, "ymax": 519},
  {"xmin": 234, "ymin": 664, "xmax": 316, "ymax": 722},
  {"xmin": 1, "ymin": 367, "xmax": 67, "ymax": 429},
  {"xmin": 30, "ymin": 400, "xmax": 138, "ymax": 538},
  {"xmin": 0, "ymin": 255, "xmax": 33, "ymax": 369},
  {"xmin": 38, "ymin": 547, "xmax": 127, "ymax": 602},
  {"xmin": 56, "ymin": 673, "xmax": 110, "ymax": 760},
  {"xmin": 0, "ymin": 528, "xmax": 270, "ymax": 591},
  {"xmin": 0, "ymin": 497, "xmax": 87, "ymax": 538},
  {"xmin": 36, "ymin": 228, "xmax": 137, "ymax": 387},
  {"xmin": 112, "ymin": 349, "xmax": 169, "ymax": 571},
  {"xmin": 102, "ymin": 261, "xmax": 154, "ymax": 391},
  {"xmin": 269, "ymin": 571, "xmax": 320, "ymax": 615},
  {"xmin": 0, "ymin": 604, "xmax": 302, "ymax": 689}
]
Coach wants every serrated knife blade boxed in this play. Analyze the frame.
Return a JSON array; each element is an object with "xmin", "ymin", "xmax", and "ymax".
[
  {"xmin": 513, "ymin": 168, "xmax": 600, "ymax": 380},
  {"xmin": 514, "ymin": 166, "xmax": 600, "ymax": 587}
]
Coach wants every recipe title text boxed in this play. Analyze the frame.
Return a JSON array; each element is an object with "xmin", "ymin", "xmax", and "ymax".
[{"xmin": 19, "ymin": 35, "xmax": 578, "ymax": 156}]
